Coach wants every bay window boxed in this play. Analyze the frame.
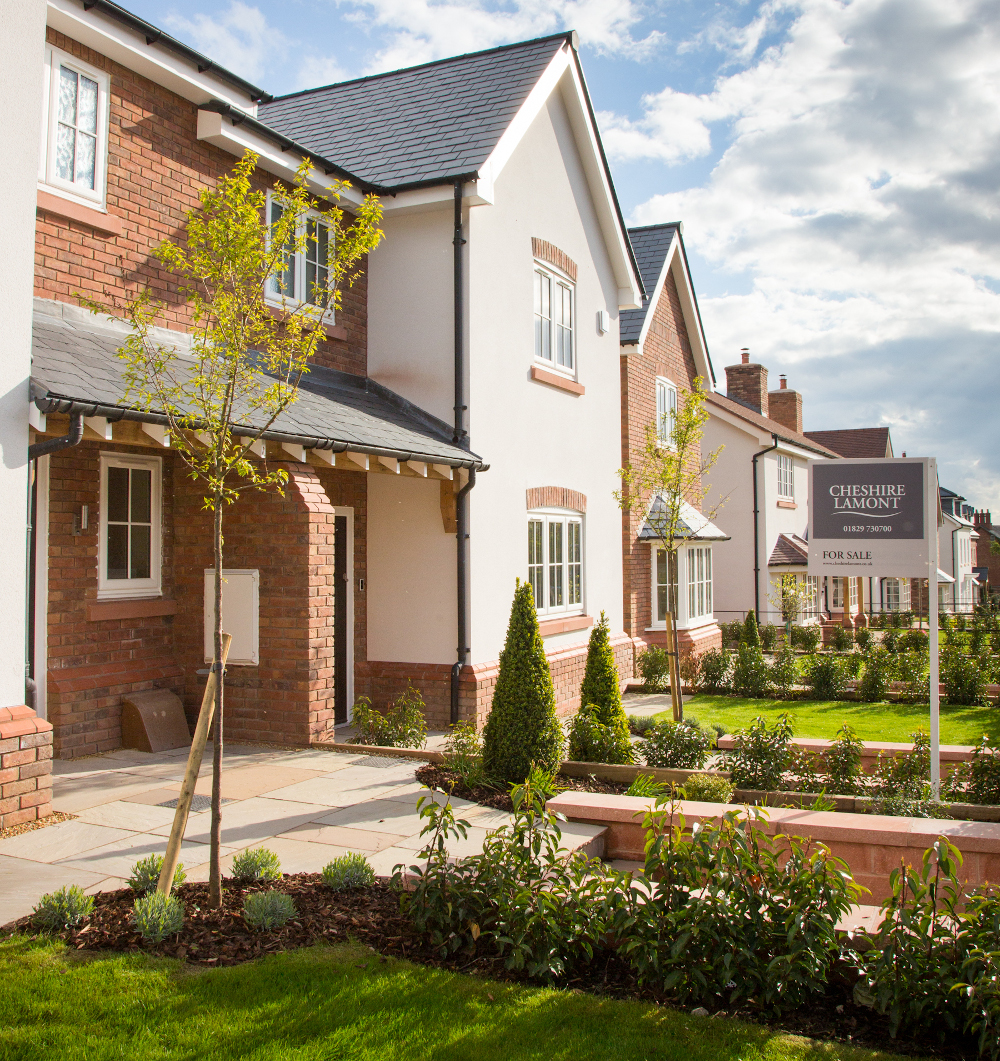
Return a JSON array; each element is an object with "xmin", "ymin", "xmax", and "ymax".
[
  {"xmin": 534, "ymin": 264, "xmax": 574, "ymax": 372},
  {"xmin": 687, "ymin": 546, "xmax": 712, "ymax": 620},
  {"xmin": 528, "ymin": 510, "xmax": 583, "ymax": 615},
  {"xmin": 652, "ymin": 544, "xmax": 713, "ymax": 628}
]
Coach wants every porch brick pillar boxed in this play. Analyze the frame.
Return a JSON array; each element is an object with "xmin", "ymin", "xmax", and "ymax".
[{"xmin": 0, "ymin": 706, "xmax": 54, "ymax": 829}]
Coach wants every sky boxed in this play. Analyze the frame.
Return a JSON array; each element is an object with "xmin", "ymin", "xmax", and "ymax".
[{"xmin": 123, "ymin": 0, "xmax": 1000, "ymax": 512}]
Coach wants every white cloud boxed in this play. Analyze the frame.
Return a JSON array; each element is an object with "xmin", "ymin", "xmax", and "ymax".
[
  {"xmin": 617, "ymin": 0, "xmax": 1000, "ymax": 506},
  {"xmin": 164, "ymin": 1, "xmax": 286, "ymax": 83}
]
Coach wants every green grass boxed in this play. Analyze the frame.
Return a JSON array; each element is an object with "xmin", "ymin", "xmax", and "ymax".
[
  {"xmin": 659, "ymin": 695, "xmax": 1000, "ymax": 744},
  {"xmin": 0, "ymin": 936, "xmax": 920, "ymax": 1061}
]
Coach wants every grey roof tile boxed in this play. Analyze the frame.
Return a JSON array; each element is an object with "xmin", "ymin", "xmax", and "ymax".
[{"xmin": 620, "ymin": 224, "xmax": 678, "ymax": 345}]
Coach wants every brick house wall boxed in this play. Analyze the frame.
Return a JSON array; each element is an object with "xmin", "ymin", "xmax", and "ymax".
[{"xmin": 620, "ymin": 269, "xmax": 721, "ymax": 656}]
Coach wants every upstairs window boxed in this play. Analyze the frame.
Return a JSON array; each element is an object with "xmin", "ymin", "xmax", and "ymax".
[
  {"xmin": 777, "ymin": 454, "xmax": 794, "ymax": 499},
  {"xmin": 266, "ymin": 194, "xmax": 335, "ymax": 319},
  {"xmin": 41, "ymin": 48, "xmax": 110, "ymax": 205},
  {"xmin": 98, "ymin": 454, "xmax": 161, "ymax": 599},
  {"xmin": 656, "ymin": 377, "xmax": 677, "ymax": 446},
  {"xmin": 527, "ymin": 510, "xmax": 583, "ymax": 616},
  {"xmin": 534, "ymin": 264, "xmax": 574, "ymax": 372}
]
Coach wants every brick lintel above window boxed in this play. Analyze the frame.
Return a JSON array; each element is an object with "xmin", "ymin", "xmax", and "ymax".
[
  {"xmin": 531, "ymin": 238, "xmax": 578, "ymax": 281},
  {"xmin": 526, "ymin": 487, "xmax": 587, "ymax": 513}
]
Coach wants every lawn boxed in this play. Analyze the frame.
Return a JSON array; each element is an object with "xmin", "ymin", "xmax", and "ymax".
[
  {"xmin": 0, "ymin": 936, "xmax": 919, "ymax": 1061},
  {"xmin": 656, "ymin": 695, "xmax": 1000, "ymax": 744}
]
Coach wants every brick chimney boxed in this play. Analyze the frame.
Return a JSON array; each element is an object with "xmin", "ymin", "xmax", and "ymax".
[
  {"xmin": 768, "ymin": 374, "xmax": 803, "ymax": 434},
  {"xmin": 725, "ymin": 348, "xmax": 769, "ymax": 417}
]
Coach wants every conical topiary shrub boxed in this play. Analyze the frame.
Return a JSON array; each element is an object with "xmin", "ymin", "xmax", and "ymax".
[
  {"xmin": 482, "ymin": 580, "xmax": 564, "ymax": 784},
  {"xmin": 743, "ymin": 609, "xmax": 761, "ymax": 649},
  {"xmin": 579, "ymin": 610, "xmax": 623, "ymax": 726}
]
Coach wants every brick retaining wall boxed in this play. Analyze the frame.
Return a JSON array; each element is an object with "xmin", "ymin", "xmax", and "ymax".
[{"xmin": 0, "ymin": 707, "xmax": 54, "ymax": 830}]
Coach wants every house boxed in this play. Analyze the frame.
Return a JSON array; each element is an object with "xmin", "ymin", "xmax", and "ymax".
[
  {"xmin": 803, "ymin": 427, "xmax": 893, "ymax": 459},
  {"xmin": 972, "ymin": 510, "xmax": 999, "ymax": 598},
  {"xmin": 619, "ymin": 222, "xmax": 726, "ymax": 657},
  {"xmin": 24, "ymin": 1, "xmax": 646, "ymax": 759},
  {"xmin": 939, "ymin": 487, "xmax": 980, "ymax": 613},
  {"xmin": 700, "ymin": 354, "xmax": 844, "ymax": 628}
]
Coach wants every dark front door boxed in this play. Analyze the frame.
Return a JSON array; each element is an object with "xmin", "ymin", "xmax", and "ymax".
[{"xmin": 334, "ymin": 514, "xmax": 349, "ymax": 725}]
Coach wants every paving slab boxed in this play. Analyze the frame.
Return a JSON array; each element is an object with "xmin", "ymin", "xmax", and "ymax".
[
  {"xmin": 56, "ymin": 832, "xmax": 234, "ymax": 880},
  {"xmin": 310, "ymin": 799, "xmax": 429, "ymax": 836},
  {"xmin": 189, "ymin": 765, "xmax": 331, "ymax": 801},
  {"xmin": 279, "ymin": 822, "xmax": 408, "ymax": 852},
  {"xmin": 76, "ymin": 801, "xmax": 180, "ymax": 832},
  {"xmin": 0, "ymin": 820, "xmax": 136, "ymax": 864},
  {"xmin": 121, "ymin": 786, "xmax": 184, "ymax": 806},
  {"xmin": 0, "ymin": 854, "xmax": 107, "ymax": 924},
  {"xmin": 51, "ymin": 773, "xmax": 167, "ymax": 814},
  {"xmin": 155, "ymin": 797, "xmax": 326, "ymax": 848}
]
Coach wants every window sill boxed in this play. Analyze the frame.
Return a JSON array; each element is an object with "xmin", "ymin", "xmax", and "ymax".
[
  {"xmin": 37, "ymin": 188, "xmax": 121, "ymax": 237},
  {"xmin": 530, "ymin": 365, "xmax": 585, "ymax": 396},
  {"xmin": 777, "ymin": 499, "xmax": 797, "ymax": 509},
  {"xmin": 538, "ymin": 613, "xmax": 593, "ymax": 637},
  {"xmin": 88, "ymin": 598, "xmax": 176, "ymax": 621}
]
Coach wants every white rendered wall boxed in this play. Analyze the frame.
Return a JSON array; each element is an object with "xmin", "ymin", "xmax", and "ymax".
[
  {"xmin": 366, "ymin": 474, "xmax": 457, "ymax": 663},
  {"xmin": 0, "ymin": 1, "xmax": 45, "ymax": 708},
  {"xmin": 466, "ymin": 86, "xmax": 625, "ymax": 664}
]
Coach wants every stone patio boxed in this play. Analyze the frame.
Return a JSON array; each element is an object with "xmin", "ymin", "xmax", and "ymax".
[{"xmin": 0, "ymin": 743, "xmax": 514, "ymax": 925}]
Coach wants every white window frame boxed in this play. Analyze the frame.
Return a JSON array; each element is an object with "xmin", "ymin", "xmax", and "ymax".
[
  {"xmin": 533, "ymin": 261, "xmax": 575, "ymax": 376},
  {"xmin": 777, "ymin": 453, "xmax": 794, "ymax": 500},
  {"xmin": 650, "ymin": 543, "xmax": 714, "ymax": 631},
  {"xmin": 832, "ymin": 577, "xmax": 844, "ymax": 610},
  {"xmin": 39, "ymin": 46, "xmax": 111, "ymax": 208},
  {"xmin": 527, "ymin": 508, "xmax": 584, "ymax": 617},
  {"xmin": 265, "ymin": 192, "xmax": 336, "ymax": 323},
  {"xmin": 98, "ymin": 453, "xmax": 162, "ymax": 600},
  {"xmin": 687, "ymin": 545, "xmax": 713, "ymax": 621},
  {"xmin": 806, "ymin": 574, "xmax": 821, "ymax": 617},
  {"xmin": 655, "ymin": 377, "xmax": 677, "ymax": 447}
]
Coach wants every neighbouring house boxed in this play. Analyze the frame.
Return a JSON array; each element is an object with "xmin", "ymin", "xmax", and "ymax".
[
  {"xmin": 803, "ymin": 427, "xmax": 894, "ymax": 459},
  {"xmin": 25, "ymin": 2, "xmax": 646, "ymax": 759},
  {"xmin": 972, "ymin": 509, "xmax": 1000, "ymax": 599},
  {"xmin": 619, "ymin": 222, "xmax": 726, "ymax": 658},
  {"xmin": 700, "ymin": 354, "xmax": 843, "ymax": 629},
  {"xmin": 939, "ymin": 487, "xmax": 980, "ymax": 613}
]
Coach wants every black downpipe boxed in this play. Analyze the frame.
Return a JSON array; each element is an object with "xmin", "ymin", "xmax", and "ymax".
[
  {"xmin": 752, "ymin": 433, "xmax": 779, "ymax": 621},
  {"xmin": 450, "ymin": 179, "xmax": 472, "ymax": 725},
  {"xmin": 26, "ymin": 412, "xmax": 84, "ymax": 708}
]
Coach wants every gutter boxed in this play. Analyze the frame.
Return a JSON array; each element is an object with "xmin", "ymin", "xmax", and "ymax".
[{"xmin": 752, "ymin": 433, "xmax": 779, "ymax": 621}]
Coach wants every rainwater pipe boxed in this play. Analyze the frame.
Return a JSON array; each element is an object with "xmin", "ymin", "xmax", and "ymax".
[
  {"xmin": 450, "ymin": 177, "xmax": 473, "ymax": 725},
  {"xmin": 752, "ymin": 433, "xmax": 779, "ymax": 622},
  {"xmin": 25, "ymin": 411, "xmax": 85, "ymax": 709}
]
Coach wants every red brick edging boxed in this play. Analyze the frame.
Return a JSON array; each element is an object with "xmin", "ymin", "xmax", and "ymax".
[{"xmin": 0, "ymin": 706, "xmax": 54, "ymax": 829}]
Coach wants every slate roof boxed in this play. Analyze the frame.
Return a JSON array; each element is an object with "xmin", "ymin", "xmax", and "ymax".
[
  {"xmin": 258, "ymin": 35, "xmax": 568, "ymax": 189},
  {"xmin": 768, "ymin": 533, "xmax": 810, "ymax": 567},
  {"xmin": 707, "ymin": 392, "xmax": 840, "ymax": 458},
  {"xmin": 637, "ymin": 497, "xmax": 729, "ymax": 542},
  {"xmin": 30, "ymin": 301, "xmax": 482, "ymax": 467},
  {"xmin": 802, "ymin": 427, "xmax": 892, "ymax": 459},
  {"xmin": 620, "ymin": 224, "xmax": 678, "ymax": 344}
]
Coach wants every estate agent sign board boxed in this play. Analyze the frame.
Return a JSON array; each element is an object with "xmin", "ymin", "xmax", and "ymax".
[{"xmin": 807, "ymin": 456, "xmax": 943, "ymax": 790}]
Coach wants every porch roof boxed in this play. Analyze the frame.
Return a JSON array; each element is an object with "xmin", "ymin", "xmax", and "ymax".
[
  {"xmin": 636, "ymin": 497, "xmax": 730, "ymax": 542},
  {"xmin": 768, "ymin": 532, "xmax": 810, "ymax": 566},
  {"xmin": 29, "ymin": 301, "xmax": 485, "ymax": 469}
]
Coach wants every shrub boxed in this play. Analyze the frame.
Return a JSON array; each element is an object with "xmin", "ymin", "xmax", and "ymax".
[
  {"xmin": 868, "ymin": 612, "xmax": 885, "ymax": 630},
  {"xmin": 231, "ymin": 847, "xmax": 281, "ymax": 884},
  {"xmin": 946, "ymin": 738, "xmax": 1000, "ymax": 806},
  {"xmin": 900, "ymin": 628, "xmax": 929, "ymax": 652},
  {"xmin": 443, "ymin": 720, "xmax": 485, "ymax": 788},
  {"xmin": 322, "ymin": 852, "xmax": 376, "ymax": 891},
  {"xmin": 956, "ymin": 612, "xmax": 968, "ymax": 632},
  {"xmin": 804, "ymin": 654, "xmax": 845, "ymax": 699},
  {"xmin": 678, "ymin": 652, "xmax": 701, "ymax": 690},
  {"xmin": 697, "ymin": 647, "xmax": 730, "ymax": 693},
  {"xmin": 681, "ymin": 772, "xmax": 735, "ymax": 803},
  {"xmin": 830, "ymin": 625, "xmax": 854, "ymax": 652},
  {"xmin": 728, "ymin": 714, "xmax": 793, "ymax": 791},
  {"xmin": 639, "ymin": 720, "xmax": 712, "ymax": 769},
  {"xmin": 127, "ymin": 854, "xmax": 186, "ymax": 896},
  {"xmin": 579, "ymin": 611, "xmax": 623, "ymax": 723},
  {"xmin": 482, "ymin": 581, "xmax": 563, "ymax": 784},
  {"xmin": 350, "ymin": 685, "xmax": 428, "ymax": 748},
  {"xmin": 637, "ymin": 645, "xmax": 671, "ymax": 691},
  {"xmin": 882, "ymin": 628, "xmax": 900, "ymax": 653},
  {"xmin": 759, "ymin": 623, "xmax": 779, "ymax": 652},
  {"xmin": 720, "ymin": 620, "xmax": 743, "ymax": 647},
  {"xmin": 826, "ymin": 723, "xmax": 864, "ymax": 795},
  {"xmin": 625, "ymin": 773, "xmax": 668, "ymax": 798},
  {"xmin": 791, "ymin": 624, "xmax": 821, "ymax": 653},
  {"xmin": 786, "ymin": 745, "xmax": 823, "ymax": 793},
  {"xmin": 742, "ymin": 610, "xmax": 761, "ymax": 649},
  {"xmin": 871, "ymin": 731, "xmax": 930, "ymax": 803},
  {"xmin": 859, "ymin": 646, "xmax": 896, "ymax": 702},
  {"xmin": 856, "ymin": 625, "xmax": 873, "ymax": 651},
  {"xmin": 567, "ymin": 704, "xmax": 635, "ymax": 765},
  {"xmin": 132, "ymin": 891, "xmax": 183, "ymax": 942},
  {"xmin": 33, "ymin": 885, "xmax": 93, "ymax": 931},
  {"xmin": 627, "ymin": 714, "xmax": 657, "ymax": 736},
  {"xmin": 970, "ymin": 625, "xmax": 987, "ymax": 655},
  {"xmin": 842, "ymin": 651, "xmax": 864, "ymax": 679},
  {"xmin": 943, "ymin": 650, "xmax": 988, "ymax": 706},
  {"xmin": 730, "ymin": 642, "xmax": 771, "ymax": 698},
  {"xmin": 768, "ymin": 647, "xmax": 798, "ymax": 698},
  {"xmin": 243, "ymin": 890, "xmax": 297, "ymax": 931}
]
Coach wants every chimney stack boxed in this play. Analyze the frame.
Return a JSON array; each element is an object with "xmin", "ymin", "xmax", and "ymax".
[
  {"xmin": 768, "ymin": 373, "xmax": 803, "ymax": 434},
  {"xmin": 725, "ymin": 348, "xmax": 769, "ymax": 417}
]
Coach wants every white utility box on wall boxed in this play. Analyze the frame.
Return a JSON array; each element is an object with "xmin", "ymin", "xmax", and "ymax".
[{"xmin": 203, "ymin": 569, "xmax": 259, "ymax": 665}]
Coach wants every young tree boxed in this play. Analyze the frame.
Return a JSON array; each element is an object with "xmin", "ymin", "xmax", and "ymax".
[
  {"xmin": 82, "ymin": 151, "xmax": 382, "ymax": 906},
  {"xmin": 616, "ymin": 378, "xmax": 723, "ymax": 723},
  {"xmin": 767, "ymin": 574, "xmax": 815, "ymax": 643}
]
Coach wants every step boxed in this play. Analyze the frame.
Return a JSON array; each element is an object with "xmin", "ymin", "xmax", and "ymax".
[{"xmin": 557, "ymin": 820, "xmax": 607, "ymax": 860}]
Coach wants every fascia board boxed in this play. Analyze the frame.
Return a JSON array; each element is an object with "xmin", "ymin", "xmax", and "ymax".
[
  {"xmin": 670, "ymin": 245, "xmax": 716, "ymax": 389},
  {"xmin": 196, "ymin": 111, "xmax": 365, "ymax": 208},
  {"xmin": 634, "ymin": 232, "xmax": 677, "ymax": 353},
  {"xmin": 47, "ymin": 0, "xmax": 258, "ymax": 111}
]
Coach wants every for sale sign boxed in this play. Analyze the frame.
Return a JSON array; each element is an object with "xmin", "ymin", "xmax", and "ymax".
[{"xmin": 807, "ymin": 458, "xmax": 934, "ymax": 577}]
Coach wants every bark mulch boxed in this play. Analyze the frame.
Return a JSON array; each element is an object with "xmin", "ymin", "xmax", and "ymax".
[
  {"xmin": 414, "ymin": 764, "xmax": 630, "ymax": 813},
  {"xmin": 1, "ymin": 874, "xmax": 976, "ymax": 1059}
]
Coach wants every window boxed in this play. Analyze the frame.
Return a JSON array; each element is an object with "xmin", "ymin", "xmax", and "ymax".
[
  {"xmin": 266, "ymin": 194, "xmax": 335, "ymax": 318},
  {"xmin": 98, "ymin": 455, "xmax": 161, "ymax": 599},
  {"xmin": 806, "ymin": 575, "xmax": 821, "ymax": 616},
  {"xmin": 656, "ymin": 377, "xmax": 677, "ymax": 446},
  {"xmin": 534, "ymin": 264, "xmax": 574, "ymax": 371},
  {"xmin": 527, "ymin": 510, "xmax": 583, "ymax": 615},
  {"xmin": 850, "ymin": 577, "xmax": 858, "ymax": 609},
  {"xmin": 884, "ymin": 578, "xmax": 911, "ymax": 612},
  {"xmin": 653, "ymin": 546, "xmax": 678, "ymax": 624},
  {"xmin": 40, "ymin": 48, "xmax": 110, "ymax": 205},
  {"xmin": 777, "ymin": 454, "xmax": 794, "ymax": 499},
  {"xmin": 687, "ymin": 546, "xmax": 712, "ymax": 620},
  {"xmin": 832, "ymin": 577, "xmax": 844, "ymax": 609}
]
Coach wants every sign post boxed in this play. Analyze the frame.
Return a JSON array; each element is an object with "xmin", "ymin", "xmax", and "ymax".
[{"xmin": 808, "ymin": 457, "xmax": 940, "ymax": 793}]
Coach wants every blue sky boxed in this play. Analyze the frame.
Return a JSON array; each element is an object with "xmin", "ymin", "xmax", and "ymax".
[{"xmin": 123, "ymin": 0, "xmax": 1000, "ymax": 512}]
